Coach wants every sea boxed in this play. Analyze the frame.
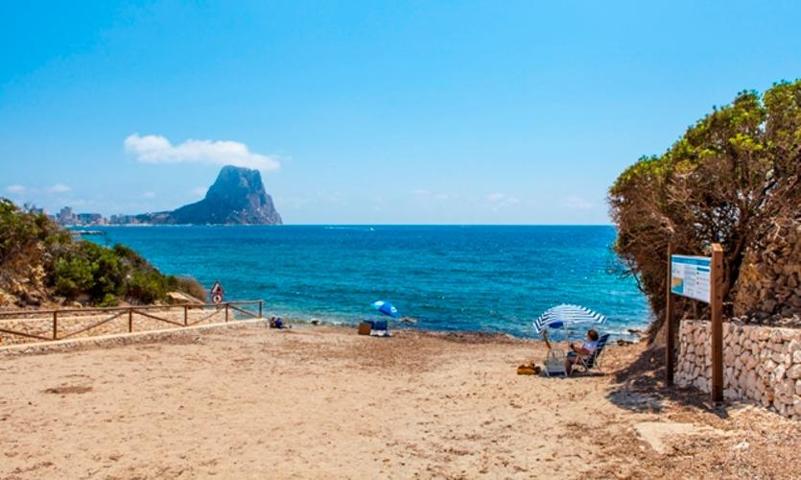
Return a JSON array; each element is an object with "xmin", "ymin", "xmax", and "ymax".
[{"xmin": 83, "ymin": 225, "xmax": 651, "ymax": 339}]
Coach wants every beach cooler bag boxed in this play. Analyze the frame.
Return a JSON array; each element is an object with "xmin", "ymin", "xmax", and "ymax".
[{"xmin": 358, "ymin": 321, "xmax": 373, "ymax": 335}]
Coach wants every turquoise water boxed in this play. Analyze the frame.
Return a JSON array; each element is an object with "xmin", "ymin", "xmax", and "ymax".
[{"xmin": 85, "ymin": 225, "xmax": 651, "ymax": 338}]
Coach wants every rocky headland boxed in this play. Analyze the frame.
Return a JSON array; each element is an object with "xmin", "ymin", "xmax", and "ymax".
[{"xmin": 135, "ymin": 165, "xmax": 282, "ymax": 225}]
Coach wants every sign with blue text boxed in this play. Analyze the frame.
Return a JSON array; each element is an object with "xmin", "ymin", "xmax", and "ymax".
[{"xmin": 670, "ymin": 255, "xmax": 711, "ymax": 303}]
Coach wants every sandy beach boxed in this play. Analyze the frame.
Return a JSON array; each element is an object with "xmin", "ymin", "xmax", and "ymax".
[{"xmin": 1, "ymin": 323, "xmax": 799, "ymax": 479}]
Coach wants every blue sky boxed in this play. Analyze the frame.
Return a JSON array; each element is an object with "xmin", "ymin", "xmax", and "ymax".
[{"xmin": 1, "ymin": 1, "xmax": 800, "ymax": 224}]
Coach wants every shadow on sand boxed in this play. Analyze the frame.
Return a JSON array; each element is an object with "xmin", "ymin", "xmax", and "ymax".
[{"xmin": 605, "ymin": 345, "xmax": 730, "ymax": 419}]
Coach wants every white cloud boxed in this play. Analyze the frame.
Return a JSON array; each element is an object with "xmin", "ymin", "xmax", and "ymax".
[
  {"xmin": 6, "ymin": 184, "xmax": 25, "ymax": 194},
  {"xmin": 486, "ymin": 192, "xmax": 520, "ymax": 209},
  {"xmin": 564, "ymin": 195, "xmax": 594, "ymax": 210},
  {"xmin": 142, "ymin": 191, "xmax": 156, "ymax": 199},
  {"xmin": 47, "ymin": 184, "xmax": 71, "ymax": 193},
  {"xmin": 191, "ymin": 187, "xmax": 207, "ymax": 197},
  {"xmin": 124, "ymin": 133, "xmax": 281, "ymax": 172}
]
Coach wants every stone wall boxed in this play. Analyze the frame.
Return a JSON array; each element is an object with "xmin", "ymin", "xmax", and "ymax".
[
  {"xmin": 675, "ymin": 320, "xmax": 801, "ymax": 419},
  {"xmin": 733, "ymin": 218, "xmax": 801, "ymax": 325}
]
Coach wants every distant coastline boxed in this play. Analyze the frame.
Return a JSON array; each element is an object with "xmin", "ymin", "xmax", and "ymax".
[{"xmin": 42, "ymin": 165, "xmax": 282, "ymax": 228}]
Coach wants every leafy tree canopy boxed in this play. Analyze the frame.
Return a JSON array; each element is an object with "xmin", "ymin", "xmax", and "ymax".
[{"xmin": 610, "ymin": 80, "xmax": 801, "ymax": 340}]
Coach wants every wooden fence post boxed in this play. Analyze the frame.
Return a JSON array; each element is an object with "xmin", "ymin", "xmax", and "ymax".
[
  {"xmin": 665, "ymin": 243, "xmax": 674, "ymax": 387},
  {"xmin": 128, "ymin": 308, "xmax": 133, "ymax": 333},
  {"xmin": 259, "ymin": 300, "xmax": 263, "ymax": 318},
  {"xmin": 184, "ymin": 305, "xmax": 188, "ymax": 326},
  {"xmin": 710, "ymin": 243, "xmax": 724, "ymax": 403},
  {"xmin": 52, "ymin": 311, "xmax": 58, "ymax": 340},
  {"xmin": 225, "ymin": 303, "xmax": 229, "ymax": 322}
]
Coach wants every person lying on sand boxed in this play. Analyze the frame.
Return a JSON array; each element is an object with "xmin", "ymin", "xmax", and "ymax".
[{"xmin": 564, "ymin": 329, "xmax": 599, "ymax": 375}]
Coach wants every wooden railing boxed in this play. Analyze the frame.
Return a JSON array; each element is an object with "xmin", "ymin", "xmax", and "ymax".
[{"xmin": 0, "ymin": 300, "xmax": 264, "ymax": 344}]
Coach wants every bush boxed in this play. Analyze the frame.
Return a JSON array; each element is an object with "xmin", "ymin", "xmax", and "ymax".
[
  {"xmin": 2, "ymin": 199, "xmax": 197, "ymax": 307},
  {"xmin": 98, "ymin": 293, "xmax": 119, "ymax": 307},
  {"xmin": 172, "ymin": 276, "xmax": 207, "ymax": 301},
  {"xmin": 52, "ymin": 241, "xmax": 129, "ymax": 303},
  {"xmin": 126, "ymin": 270, "xmax": 169, "ymax": 305},
  {"xmin": 0, "ymin": 199, "xmax": 58, "ymax": 260},
  {"xmin": 84, "ymin": 242, "xmax": 125, "ymax": 301},
  {"xmin": 53, "ymin": 256, "xmax": 94, "ymax": 299},
  {"xmin": 112, "ymin": 244, "xmax": 149, "ymax": 269}
]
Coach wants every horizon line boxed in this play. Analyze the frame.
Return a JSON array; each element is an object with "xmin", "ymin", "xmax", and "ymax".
[{"xmin": 84, "ymin": 223, "xmax": 616, "ymax": 227}]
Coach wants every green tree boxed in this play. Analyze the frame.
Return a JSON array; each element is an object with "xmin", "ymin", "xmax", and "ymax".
[{"xmin": 610, "ymin": 80, "xmax": 801, "ymax": 341}]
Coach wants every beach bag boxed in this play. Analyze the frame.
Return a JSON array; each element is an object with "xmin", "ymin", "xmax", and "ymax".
[
  {"xmin": 517, "ymin": 363, "xmax": 541, "ymax": 375},
  {"xmin": 357, "ymin": 321, "xmax": 373, "ymax": 335}
]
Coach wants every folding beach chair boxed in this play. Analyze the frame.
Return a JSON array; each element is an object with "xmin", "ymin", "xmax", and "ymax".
[
  {"xmin": 569, "ymin": 333, "xmax": 610, "ymax": 375},
  {"xmin": 540, "ymin": 330, "xmax": 567, "ymax": 377},
  {"xmin": 543, "ymin": 349, "xmax": 568, "ymax": 377},
  {"xmin": 369, "ymin": 319, "xmax": 391, "ymax": 337}
]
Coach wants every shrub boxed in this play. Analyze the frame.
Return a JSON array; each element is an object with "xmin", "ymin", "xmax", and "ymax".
[
  {"xmin": 112, "ymin": 244, "xmax": 149, "ymax": 269},
  {"xmin": 126, "ymin": 270, "xmax": 169, "ymax": 305},
  {"xmin": 83, "ymin": 242, "xmax": 126, "ymax": 301},
  {"xmin": 172, "ymin": 276, "xmax": 207, "ymax": 301},
  {"xmin": 53, "ymin": 256, "xmax": 94, "ymax": 300},
  {"xmin": 1, "ymin": 199, "xmax": 202, "ymax": 307},
  {"xmin": 98, "ymin": 293, "xmax": 119, "ymax": 307}
]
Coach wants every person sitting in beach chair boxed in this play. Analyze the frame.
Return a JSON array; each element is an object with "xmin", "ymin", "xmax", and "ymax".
[
  {"xmin": 565, "ymin": 329, "xmax": 600, "ymax": 375},
  {"xmin": 576, "ymin": 332, "xmax": 610, "ymax": 375}
]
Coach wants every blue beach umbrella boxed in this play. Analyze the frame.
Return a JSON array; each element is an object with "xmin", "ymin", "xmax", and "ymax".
[
  {"xmin": 532, "ymin": 304, "xmax": 606, "ymax": 337},
  {"xmin": 372, "ymin": 300, "xmax": 400, "ymax": 318}
]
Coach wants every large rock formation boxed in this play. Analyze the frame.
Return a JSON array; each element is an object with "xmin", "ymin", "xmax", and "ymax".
[{"xmin": 138, "ymin": 166, "xmax": 282, "ymax": 225}]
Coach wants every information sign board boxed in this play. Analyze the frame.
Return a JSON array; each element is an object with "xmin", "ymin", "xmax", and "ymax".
[{"xmin": 670, "ymin": 255, "xmax": 711, "ymax": 303}]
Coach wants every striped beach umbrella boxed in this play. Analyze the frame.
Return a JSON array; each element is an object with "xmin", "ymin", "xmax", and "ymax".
[{"xmin": 533, "ymin": 304, "xmax": 606, "ymax": 335}]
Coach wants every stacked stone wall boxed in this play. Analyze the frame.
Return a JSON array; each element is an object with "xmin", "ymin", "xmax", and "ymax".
[
  {"xmin": 733, "ymin": 218, "xmax": 801, "ymax": 324},
  {"xmin": 676, "ymin": 320, "xmax": 801, "ymax": 419}
]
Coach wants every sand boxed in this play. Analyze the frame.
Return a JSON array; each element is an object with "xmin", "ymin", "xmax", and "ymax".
[{"xmin": 1, "ymin": 324, "xmax": 799, "ymax": 479}]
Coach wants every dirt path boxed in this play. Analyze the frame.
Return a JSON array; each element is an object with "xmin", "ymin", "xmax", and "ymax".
[{"xmin": 0, "ymin": 325, "xmax": 798, "ymax": 479}]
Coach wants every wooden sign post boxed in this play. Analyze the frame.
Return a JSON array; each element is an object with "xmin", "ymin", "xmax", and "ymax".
[
  {"xmin": 665, "ymin": 243, "xmax": 675, "ymax": 387},
  {"xmin": 710, "ymin": 244, "xmax": 724, "ymax": 403},
  {"xmin": 665, "ymin": 243, "xmax": 724, "ymax": 404}
]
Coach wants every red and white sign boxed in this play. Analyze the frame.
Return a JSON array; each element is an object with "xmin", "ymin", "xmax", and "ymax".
[{"xmin": 210, "ymin": 281, "xmax": 224, "ymax": 304}]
